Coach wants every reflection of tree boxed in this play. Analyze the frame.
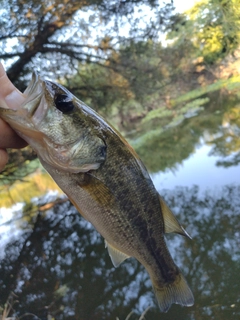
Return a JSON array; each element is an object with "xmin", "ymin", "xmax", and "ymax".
[
  {"xmin": 133, "ymin": 94, "xmax": 223, "ymax": 173},
  {"xmin": 0, "ymin": 148, "xmax": 37, "ymax": 187},
  {"xmin": 133, "ymin": 93, "xmax": 240, "ymax": 174},
  {"xmin": 207, "ymin": 102, "xmax": 240, "ymax": 168},
  {"xmin": 0, "ymin": 200, "xmax": 151, "ymax": 320},
  {"xmin": 210, "ymin": 129, "xmax": 240, "ymax": 167},
  {"xmin": 156, "ymin": 185, "xmax": 240, "ymax": 320},
  {"xmin": 1, "ymin": 185, "xmax": 240, "ymax": 319},
  {"xmin": 216, "ymin": 152, "xmax": 240, "ymax": 168}
]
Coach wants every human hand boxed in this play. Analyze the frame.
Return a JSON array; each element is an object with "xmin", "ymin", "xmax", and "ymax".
[{"xmin": 0, "ymin": 62, "xmax": 28, "ymax": 172}]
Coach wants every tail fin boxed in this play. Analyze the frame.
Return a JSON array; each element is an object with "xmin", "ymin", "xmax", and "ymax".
[{"xmin": 152, "ymin": 273, "xmax": 194, "ymax": 313}]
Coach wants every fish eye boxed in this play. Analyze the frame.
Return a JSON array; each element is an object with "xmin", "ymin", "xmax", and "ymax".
[{"xmin": 54, "ymin": 94, "xmax": 75, "ymax": 113}]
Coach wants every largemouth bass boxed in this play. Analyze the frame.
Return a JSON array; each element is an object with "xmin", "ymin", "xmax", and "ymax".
[{"xmin": 0, "ymin": 73, "xmax": 194, "ymax": 312}]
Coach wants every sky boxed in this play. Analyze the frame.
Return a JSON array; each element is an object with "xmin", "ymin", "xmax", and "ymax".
[{"xmin": 174, "ymin": 0, "xmax": 197, "ymax": 13}]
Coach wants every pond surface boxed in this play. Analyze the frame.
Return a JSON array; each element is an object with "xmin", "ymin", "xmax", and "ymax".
[{"xmin": 0, "ymin": 92, "xmax": 240, "ymax": 319}]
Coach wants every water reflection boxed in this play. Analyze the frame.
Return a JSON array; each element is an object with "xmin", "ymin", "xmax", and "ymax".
[
  {"xmin": 132, "ymin": 93, "xmax": 240, "ymax": 174},
  {"xmin": 0, "ymin": 185, "xmax": 240, "ymax": 319},
  {"xmin": 152, "ymin": 143, "xmax": 240, "ymax": 191},
  {"xmin": 1, "ymin": 91, "xmax": 240, "ymax": 318},
  {"xmin": 0, "ymin": 196, "xmax": 149, "ymax": 320}
]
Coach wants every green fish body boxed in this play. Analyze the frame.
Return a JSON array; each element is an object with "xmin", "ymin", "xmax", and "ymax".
[{"xmin": 0, "ymin": 73, "xmax": 194, "ymax": 312}]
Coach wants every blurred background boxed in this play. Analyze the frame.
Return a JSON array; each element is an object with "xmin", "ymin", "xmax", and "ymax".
[{"xmin": 0, "ymin": 0, "xmax": 240, "ymax": 319}]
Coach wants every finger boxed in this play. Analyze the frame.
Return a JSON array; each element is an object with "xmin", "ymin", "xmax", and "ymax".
[
  {"xmin": 0, "ymin": 118, "xmax": 27, "ymax": 149},
  {"xmin": 0, "ymin": 62, "xmax": 25, "ymax": 108},
  {"xmin": 0, "ymin": 148, "xmax": 8, "ymax": 172}
]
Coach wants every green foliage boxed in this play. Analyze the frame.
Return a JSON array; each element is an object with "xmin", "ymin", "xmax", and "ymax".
[
  {"xmin": 65, "ymin": 40, "xmax": 173, "ymax": 127},
  {"xmin": 116, "ymin": 41, "xmax": 167, "ymax": 102},
  {"xmin": 142, "ymin": 108, "xmax": 173, "ymax": 123},
  {"xmin": 168, "ymin": 0, "xmax": 240, "ymax": 64},
  {"xmin": 171, "ymin": 76, "xmax": 240, "ymax": 105},
  {"xmin": 64, "ymin": 63, "xmax": 134, "ymax": 113},
  {"xmin": 142, "ymin": 97, "xmax": 209, "ymax": 127},
  {"xmin": 0, "ymin": 0, "xmax": 174, "ymax": 89},
  {"xmin": 0, "ymin": 147, "xmax": 38, "ymax": 186}
]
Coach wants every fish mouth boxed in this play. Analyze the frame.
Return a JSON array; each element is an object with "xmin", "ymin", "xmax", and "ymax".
[
  {"xmin": 0, "ymin": 72, "xmax": 45, "ymax": 128},
  {"xmin": 24, "ymin": 71, "xmax": 41, "ymax": 96},
  {"xmin": 22, "ymin": 71, "xmax": 44, "ymax": 117}
]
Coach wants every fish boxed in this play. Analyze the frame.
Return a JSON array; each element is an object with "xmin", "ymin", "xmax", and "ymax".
[{"xmin": 0, "ymin": 72, "xmax": 194, "ymax": 312}]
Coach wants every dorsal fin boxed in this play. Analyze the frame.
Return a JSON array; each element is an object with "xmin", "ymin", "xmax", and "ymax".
[
  {"xmin": 159, "ymin": 195, "xmax": 191, "ymax": 239},
  {"xmin": 105, "ymin": 240, "xmax": 130, "ymax": 267}
]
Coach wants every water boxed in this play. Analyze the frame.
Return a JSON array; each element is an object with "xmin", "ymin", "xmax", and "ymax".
[
  {"xmin": 0, "ymin": 93, "xmax": 240, "ymax": 319},
  {"xmin": 152, "ymin": 143, "xmax": 240, "ymax": 192}
]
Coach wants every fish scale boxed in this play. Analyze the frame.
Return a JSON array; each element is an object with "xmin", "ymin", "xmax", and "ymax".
[{"xmin": 0, "ymin": 72, "xmax": 194, "ymax": 312}]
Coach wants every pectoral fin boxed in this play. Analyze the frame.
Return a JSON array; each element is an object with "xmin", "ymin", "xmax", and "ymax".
[
  {"xmin": 105, "ymin": 240, "xmax": 130, "ymax": 267},
  {"xmin": 159, "ymin": 195, "xmax": 191, "ymax": 239},
  {"xmin": 78, "ymin": 172, "xmax": 115, "ymax": 207}
]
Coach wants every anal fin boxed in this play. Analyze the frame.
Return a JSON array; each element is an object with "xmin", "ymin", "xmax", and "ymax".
[
  {"xmin": 105, "ymin": 240, "xmax": 130, "ymax": 267},
  {"xmin": 159, "ymin": 195, "xmax": 191, "ymax": 239}
]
